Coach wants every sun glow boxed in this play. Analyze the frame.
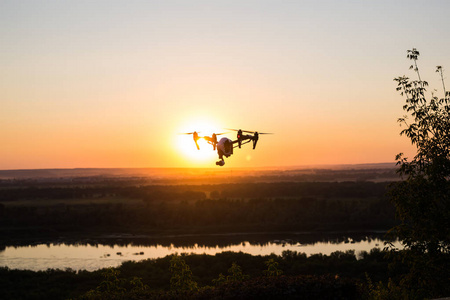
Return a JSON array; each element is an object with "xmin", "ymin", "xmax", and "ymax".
[{"xmin": 176, "ymin": 119, "xmax": 224, "ymax": 163}]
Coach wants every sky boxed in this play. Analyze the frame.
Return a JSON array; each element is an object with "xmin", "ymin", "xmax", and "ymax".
[{"xmin": 1, "ymin": 0, "xmax": 450, "ymax": 169}]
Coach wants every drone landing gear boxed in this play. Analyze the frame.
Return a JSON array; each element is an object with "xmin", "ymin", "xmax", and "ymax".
[{"xmin": 216, "ymin": 159, "xmax": 225, "ymax": 167}]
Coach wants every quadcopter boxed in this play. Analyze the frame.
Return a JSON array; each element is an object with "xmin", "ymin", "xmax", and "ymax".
[{"xmin": 181, "ymin": 129, "xmax": 272, "ymax": 166}]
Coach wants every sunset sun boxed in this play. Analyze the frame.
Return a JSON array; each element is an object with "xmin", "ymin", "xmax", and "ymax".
[{"xmin": 176, "ymin": 120, "xmax": 224, "ymax": 163}]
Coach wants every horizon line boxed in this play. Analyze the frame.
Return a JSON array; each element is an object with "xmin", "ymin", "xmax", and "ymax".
[{"xmin": 0, "ymin": 162, "xmax": 397, "ymax": 172}]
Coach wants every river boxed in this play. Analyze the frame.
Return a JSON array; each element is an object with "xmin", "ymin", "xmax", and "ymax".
[{"xmin": 0, "ymin": 233, "xmax": 400, "ymax": 271}]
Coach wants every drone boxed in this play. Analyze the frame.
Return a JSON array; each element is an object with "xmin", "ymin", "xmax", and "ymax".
[{"xmin": 181, "ymin": 129, "xmax": 272, "ymax": 166}]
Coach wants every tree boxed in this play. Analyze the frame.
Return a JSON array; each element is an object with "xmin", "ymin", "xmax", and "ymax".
[
  {"xmin": 226, "ymin": 262, "xmax": 249, "ymax": 282},
  {"xmin": 169, "ymin": 254, "xmax": 198, "ymax": 292},
  {"xmin": 263, "ymin": 258, "xmax": 283, "ymax": 277},
  {"xmin": 79, "ymin": 268, "xmax": 125, "ymax": 300},
  {"xmin": 390, "ymin": 48, "xmax": 450, "ymax": 298}
]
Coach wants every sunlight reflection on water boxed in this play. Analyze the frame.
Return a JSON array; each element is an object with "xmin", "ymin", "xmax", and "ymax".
[{"xmin": 0, "ymin": 238, "xmax": 401, "ymax": 271}]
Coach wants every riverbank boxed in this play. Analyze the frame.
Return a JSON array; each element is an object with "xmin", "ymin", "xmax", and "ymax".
[{"xmin": 0, "ymin": 228, "xmax": 391, "ymax": 247}]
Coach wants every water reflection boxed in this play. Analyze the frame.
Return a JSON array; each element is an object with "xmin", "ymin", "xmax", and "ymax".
[
  {"xmin": 3, "ymin": 232, "xmax": 389, "ymax": 248},
  {"xmin": 0, "ymin": 233, "xmax": 399, "ymax": 272}
]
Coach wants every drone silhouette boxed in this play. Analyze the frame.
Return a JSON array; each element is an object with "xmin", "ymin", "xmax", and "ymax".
[{"xmin": 181, "ymin": 129, "xmax": 272, "ymax": 166}]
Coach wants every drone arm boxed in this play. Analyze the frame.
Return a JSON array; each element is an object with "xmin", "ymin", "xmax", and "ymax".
[
  {"xmin": 232, "ymin": 135, "xmax": 252, "ymax": 144},
  {"xmin": 233, "ymin": 139, "xmax": 251, "ymax": 149}
]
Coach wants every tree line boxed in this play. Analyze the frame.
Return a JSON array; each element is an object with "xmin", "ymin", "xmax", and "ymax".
[
  {"xmin": 0, "ymin": 181, "xmax": 389, "ymax": 202},
  {"xmin": 0, "ymin": 182, "xmax": 396, "ymax": 240}
]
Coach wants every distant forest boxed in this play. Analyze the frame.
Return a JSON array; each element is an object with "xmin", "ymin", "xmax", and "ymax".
[
  {"xmin": 0, "ymin": 173, "xmax": 397, "ymax": 241},
  {"xmin": 0, "ymin": 165, "xmax": 398, "ymax": 184}
]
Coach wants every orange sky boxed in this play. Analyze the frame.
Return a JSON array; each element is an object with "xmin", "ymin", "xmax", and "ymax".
[{"xmin": 1, "ymin": 1, "xmax": 449, "ymax": 169}]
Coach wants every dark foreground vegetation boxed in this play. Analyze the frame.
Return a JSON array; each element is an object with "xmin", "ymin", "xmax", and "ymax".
[{"xmin": 0, "ymin": 249, "xmax": 427, "ymax": 300}]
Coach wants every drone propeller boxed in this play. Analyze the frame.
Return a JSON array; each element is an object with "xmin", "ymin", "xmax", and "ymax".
[
  {"xmin": 179, "ymin": 131, "xmax": 201, "ymax": 150},
  {"xmin": 226, "ymin": 128, "xmax": 252, "ymax": 133},
  {"xmin": 225, "ymin": 129, "xmax": 273, "ymax": 134},
  {"xmin": 180, "ymin": 131, "xmax": 229, "ymax": 136}
]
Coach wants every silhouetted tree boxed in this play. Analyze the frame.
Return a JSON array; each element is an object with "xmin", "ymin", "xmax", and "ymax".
[
  {"xmin": 263, "ymin": 258, "xmax": 283, "ymax": 277},
  {"xmin": 169, "ymin": 254, "xmax": 198, "ymax": 292},
  {"xmin": 390, "ymin": 48, "xmax": 450, "ymax": 298},
  {"xmin": 226, "ymin": 262, "xmax": 249, "ymax": 282}
]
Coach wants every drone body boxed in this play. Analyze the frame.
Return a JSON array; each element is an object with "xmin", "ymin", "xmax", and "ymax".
[
  {"xmin": 217, "ymin": 137, "xmax": 233, "ymax": 160},
  {"xmin": 181, "ymin": 129, "xmax": 272, "ymax": 166}
]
